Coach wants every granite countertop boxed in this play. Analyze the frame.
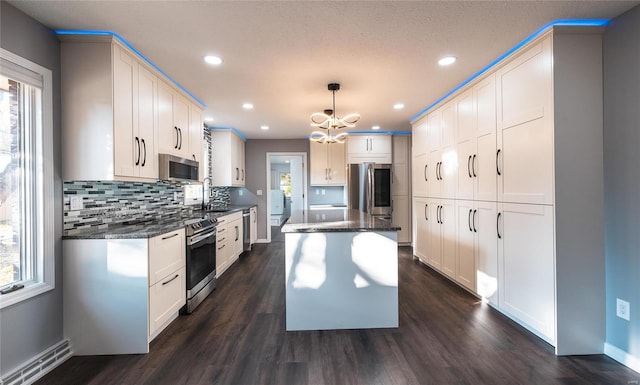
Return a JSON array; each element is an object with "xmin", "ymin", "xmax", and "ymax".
[
  {"xmin": 281, "ymin": 208, "xmax": 400, "ymax": 233},
  {"xmin": 63, "ymin": 204, "xmax": 258, "ymax": 240}
]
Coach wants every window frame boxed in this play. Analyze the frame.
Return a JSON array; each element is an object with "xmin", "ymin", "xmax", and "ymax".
[{"xmin": 0, "ymin": 48, "xmax": 55, "ymax": 309}]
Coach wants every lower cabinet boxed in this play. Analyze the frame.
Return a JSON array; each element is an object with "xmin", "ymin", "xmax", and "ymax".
[
  {"xmin": 392, "ymin": 196, "xmax": 410, "ymax": 244},
  {"xmin": 216, "ymin": 211, "xmax": 243, "ymax": 277},
  {"xmin": 63, "ymin": 228, "xmax": 186, "ymax": 355},
  {"xmin": 498, "ymin": 202, "xmax": 555, "ymax": 342},
  {"xmin": 427, "ymin": 198, "xmax": 456, "ymax": 278},
  {"xmin": 455, "ymin": 200, "xmax": 498, "ymax": 301}
]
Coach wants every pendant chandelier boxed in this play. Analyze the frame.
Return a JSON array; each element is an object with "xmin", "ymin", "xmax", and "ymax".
[{"xmin": 309, "ymin": 83, "xmax": 360, "ymax": 144}]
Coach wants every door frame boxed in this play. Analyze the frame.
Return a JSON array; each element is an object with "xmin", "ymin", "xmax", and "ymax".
[{"xmin": 266, "ymin": 152, "xmax": 308, "ymax": 242}]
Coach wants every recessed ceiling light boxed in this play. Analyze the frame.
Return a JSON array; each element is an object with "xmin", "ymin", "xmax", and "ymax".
[
  {"xmin": 242, "ymin": 103, "xmax": 254, "ymax": 110},
  {"xmin": 260, "ymin": 125, "xmax": 269, "ymax": 130},
  {"xmin": 372, "ymin": 125, "xmax": 380, "ymax": 130},
  {"xmin": 204, "ymin": 55, "xmax": 222, "ymax": 66},
  {"xmin": 438, "ymin": 56, "xmax": 457, "ymax": 66},
  {"xmin": 204, "ymin": 117, "xmax": 214, "ymax": 122},
  {"xmin": 393, "ymin": 103, "xmax": 405, "ymax": 110}
]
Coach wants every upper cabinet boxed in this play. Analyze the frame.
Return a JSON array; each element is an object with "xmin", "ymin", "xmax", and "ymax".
[
  {"xmin": 346, "ymin": 134, "xmax": 392, "ymax": 164},
  {"xmin": 309, "ymin": 140, "xmax": 346, "ymax": 186},
  {"xmin": 210, "ymin": 130, "xmax": 245, "ymax": 187},
  {"xmin": 60, "ymin": 35, "xmax": 204, "ymax": 181}
]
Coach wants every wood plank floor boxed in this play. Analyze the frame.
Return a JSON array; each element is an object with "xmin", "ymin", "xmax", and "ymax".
[{"xmin": 38, "ymin": 236, "xmax": 640, "ymax": 385}]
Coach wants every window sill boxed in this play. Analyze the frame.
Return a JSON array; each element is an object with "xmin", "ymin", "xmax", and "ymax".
[{"xmin": 0, "ymin": 282, "xmax": 55, "ymax": 310}]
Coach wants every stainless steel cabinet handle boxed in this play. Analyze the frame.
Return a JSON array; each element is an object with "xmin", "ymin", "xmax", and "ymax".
[
  {"xmin": 162, "ymin": 274, "xmax": 179, "ymax": 286},
  {"xmin": 496, "ymin": 149, "xmax": 502, "ymax": 176},
  {"xmin": 162, "ymin": 233, "xmax": 179, "ymax": 240},
  {"xmin": 468, "ymin": 155, "xmax": 472, "ymax": 178},
  {"xmin": 424, "ymin": 164, "xmax": 428, "ymax": 182},
  {"xmin": 424, "ymin": 203, "xmax": 428, "ymax": 221},
  {"xmin": 174, "ymin": 126, "xmax": 179, "ymax": 149},
  {"xmin": 497, "ymin": 212, "xmax": 502, "ymax": 239},
  {"xmin": 235, "ymin": 225, "xmax": 239, "ymax": 241},
  {"xmin": 468, "ymin": 209, "xmax": 473, "ymax": 231},
  {"xmin": 178, "ymin": 128, "xmax": 183, "ymax": 150},
  {"xmin": 218, "ymin": 244, "xmax": 226, "ymax": 250},
  {"xmin": 236, "ymin": 167, "xmax": 239, "ymax": 181}
]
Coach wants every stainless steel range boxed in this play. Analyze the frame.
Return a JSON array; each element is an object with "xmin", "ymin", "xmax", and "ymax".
[{"xmin": 183, "ymin": 216, "xmax": 218, "ymax": 314}]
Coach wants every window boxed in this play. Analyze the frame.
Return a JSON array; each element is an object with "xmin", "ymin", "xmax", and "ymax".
[
  {"xmin": 0, "ymin": 48, "xmax": 54, "ymax": 309},
  {"xmin": 279, "ymin": 172, "xmax": 291, "ymax": 197}
]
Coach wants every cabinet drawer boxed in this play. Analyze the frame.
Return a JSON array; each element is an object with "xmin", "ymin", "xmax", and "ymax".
[
  {"xmin": 216, "ymin": 223, "xmax": 228, "ymax": 243},
  {"xmin": 149, "ymin": 228, "xmax": 185, "ymax": 286},
  {"xmin": 149, "ymin": 266, "xmax": 186, "ymax": 338}
]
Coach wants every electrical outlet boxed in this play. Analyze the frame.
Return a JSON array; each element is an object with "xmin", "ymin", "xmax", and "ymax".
[
  {"xmin": 316, "ymin": 189, "xmax": 320, "ymax": 195},
  {"xmin": 617, "ymin": 298, "xmax": 630, "ymax": 321},
  {"xmin": 239, "ymin": 189, "xmax": 243, "ymax": 196},
  {"xmin": 321, "ymin": 189, "xmax": 325, "ymax": 195},
  {"xmin": 70, "ymin": 196, "xmax": 83, "ymax": 210}
]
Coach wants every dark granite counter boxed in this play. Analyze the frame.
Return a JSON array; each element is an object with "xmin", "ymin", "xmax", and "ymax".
[
  {"xmin": 62, "ymin": 204, "xmax": 257, "ymax": 240},
  {"xmin": 281, "ymin": 208, "xmax": 400, "ymax": 233}
]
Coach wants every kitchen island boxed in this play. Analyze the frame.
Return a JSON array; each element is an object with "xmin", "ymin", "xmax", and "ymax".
[{"xmin": 281, "ymin": 208, "xmax": 400, "ymax": 331}]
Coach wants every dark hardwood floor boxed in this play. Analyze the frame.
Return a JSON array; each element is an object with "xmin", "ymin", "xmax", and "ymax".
[{"xmin": 38, "ymin": 238, "xmax": 639, "ymax": 385}]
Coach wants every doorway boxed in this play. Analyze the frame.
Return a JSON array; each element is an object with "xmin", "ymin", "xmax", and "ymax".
[{"xmin": 266, "ymin": 152, "xmax": 307, "ymax": 242}]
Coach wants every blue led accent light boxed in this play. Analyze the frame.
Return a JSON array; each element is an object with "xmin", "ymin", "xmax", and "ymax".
[
  {"xmin": 55, "ymin": 29, "xmax": 207, "ymax": 108},
  {"xmin": 306, "ymin": 130, "xmax": 412, "ymax": 139},
  {"xmin": 409, "ymin": 19, "xmax": 609, "ymax": 123},
  {"xmin": 208, "ymin": 126, "xmax": 248, "ymax": 141}
]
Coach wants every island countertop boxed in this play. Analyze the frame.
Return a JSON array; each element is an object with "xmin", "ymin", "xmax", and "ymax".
[{"xmin": 281, "ymin": 208, "xmax": 400, "ymax": 233}]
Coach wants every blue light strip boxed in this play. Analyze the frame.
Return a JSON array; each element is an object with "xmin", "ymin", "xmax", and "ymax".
[
  {"xmin": 55, "ymin": 29, "xmax": 207, "ymax": 108},
  {"xmin": 408, "ymin": 19, "xmax": 609, "ymax": 123},
  {"xmin": 208, "ymin": 126, "xmax": 248, "ymax": 141},
  {"xmin": 305, "ymin": 130, "xmax": 412, "ymax": 139}
]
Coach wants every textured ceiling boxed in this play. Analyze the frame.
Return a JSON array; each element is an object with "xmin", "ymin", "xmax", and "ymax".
[{"xmin": 8, "ymin": 1, "xmax": 638, "ymax": 139}]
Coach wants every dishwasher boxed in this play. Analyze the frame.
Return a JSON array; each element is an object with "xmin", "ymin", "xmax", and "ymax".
[{"xmin": 242, "ymin": 208, "xmax": 251, "ymax": 251}]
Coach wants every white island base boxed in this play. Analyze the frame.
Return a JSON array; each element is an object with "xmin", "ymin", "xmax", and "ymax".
[{"xmin": 285, "ymin": 231, "xmax": 398, "ymax": 331}]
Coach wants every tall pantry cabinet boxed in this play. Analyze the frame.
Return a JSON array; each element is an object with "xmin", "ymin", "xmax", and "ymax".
[{"xmin": 411, "ymin": 27, "xmax": 605, "ymax": 355}]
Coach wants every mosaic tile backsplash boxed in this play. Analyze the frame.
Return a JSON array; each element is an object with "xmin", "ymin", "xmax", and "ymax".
[{"xmin": 63, "ymin": 130, "xmax": 233, "ymax": 233}]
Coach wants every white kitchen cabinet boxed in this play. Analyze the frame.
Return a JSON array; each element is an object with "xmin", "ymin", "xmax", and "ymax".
[
  {"xmin": 425, "ymin": 198, "xmax": 455, "ymax": 278},
  {"xmin": 410, "ymin": 29, "xmax": 605, "ymax": 354},
  {"xmin": 392, "ymin": 195, "xmax": 410, "ymax": 244},
  {"xmin": 498, "ymin": 202, "xmax": 555, "ymax": 342},
  {"xmin": 412, "ymin": 197, "xmax": 429, "ymax": 262},
  {"xmin": 455, "ymin": 200, "xmax": 497, "ymax": 296},
  {"xmin": 210, "ymin": 130, "xmax": 246, "ymax": 187},
  {"xmin": 157, "ymin": 80, "xmax": 202, "ymax": 165},
  {"xmin": 456, "ymin": 75, "xmax": 498, "ymax": 202},
  {"xmin": 189, "ymin": 103, "xmax": 205, "ymax": 181},
  {"xmin": 63, "ymin": 228, "xmax": 186, "ymax": 355},
  {"xmin": 250, "ymin": 206, "xmax": 258, "ymax": 245},
  {"xmin": 309, "ymin": 140, "xmax": 346, "ymax": 186},
  {"xmin": 347, "ymin": 134, "xmax": 392, "ymax": 163},
  {"xmin": 392, "ymin": 135, "xmax": 411, "ymax": 244},
  {"xmin": 497, "ymin": 38, "xmax": 554, "ymax": 206},
  {"xmin": 60, "ymin": 36, "xmax": 202, "ymax": 181},
  {"xmin": 215, "ymin": 211, "xmax": 243, "ymax": 276},
  {"xmin": 231, "ymin": 216, "xmax": 244, "ymax": 257}
]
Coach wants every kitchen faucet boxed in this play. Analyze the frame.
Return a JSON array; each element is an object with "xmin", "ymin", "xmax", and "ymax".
[{"xmin": 202, "ymin": 177, "xmax": 211, "ymax": 211}]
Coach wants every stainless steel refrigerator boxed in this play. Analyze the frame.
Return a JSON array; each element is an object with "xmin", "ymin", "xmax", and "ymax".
[{"xmin": 347, "ymin": 163, "xmax": 393, "ymax": 218}]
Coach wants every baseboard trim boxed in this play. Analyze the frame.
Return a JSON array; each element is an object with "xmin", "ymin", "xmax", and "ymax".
[
  {"xmin": 1, "ymin": 339, "xmax": 72, "ymax": 385},
  {"xmin": 605, "ymin": 343, "xmax": 640, "ymax": 374},
  {"xmin": 254, "ymin": 238, "xmax": 270, "ymax": 244}
]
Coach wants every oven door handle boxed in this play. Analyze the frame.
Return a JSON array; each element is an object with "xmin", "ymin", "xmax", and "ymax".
[{"xmin": 189, "ymin": 229, "xmax": 217, "ymax": 245}]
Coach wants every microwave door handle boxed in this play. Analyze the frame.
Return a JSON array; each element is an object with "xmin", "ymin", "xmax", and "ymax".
[{"xmin": 367, "ymin": 166, "xmax": 373, "ymax": 213}]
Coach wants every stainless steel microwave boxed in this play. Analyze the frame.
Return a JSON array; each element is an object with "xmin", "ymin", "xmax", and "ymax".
[{"xmin": 158, "ymin": 154, "xmax": 199, "ymax": 182}]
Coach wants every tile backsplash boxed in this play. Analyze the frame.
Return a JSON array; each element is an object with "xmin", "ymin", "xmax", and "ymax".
[{"xmin": 63, "ymin": 181, "xmax": 190, "ymax": 233}]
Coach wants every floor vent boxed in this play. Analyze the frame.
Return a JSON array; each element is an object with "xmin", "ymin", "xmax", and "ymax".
[{"xmin": 0, "ymin": 340, "xmax": 72, "ymax": 385}]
